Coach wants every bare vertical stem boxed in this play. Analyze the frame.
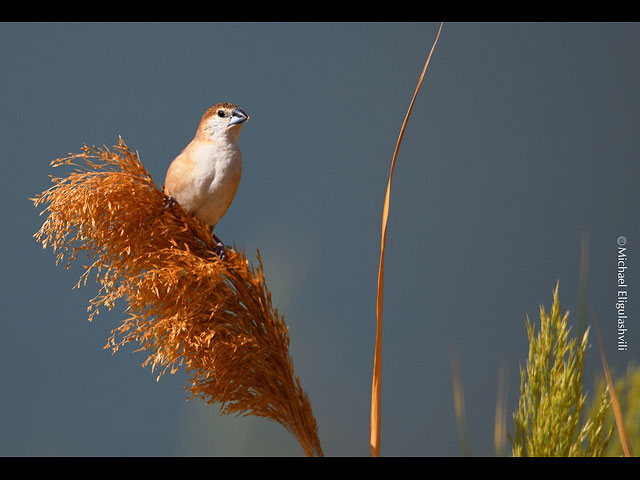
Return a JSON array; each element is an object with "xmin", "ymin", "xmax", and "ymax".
[
  {"xmin": 592, "ymin": 312, "xmax": 633, "ymax": 457},
  {"xmin": 370, "ymin": 22, "xmax": 443, "ymax": 457}
]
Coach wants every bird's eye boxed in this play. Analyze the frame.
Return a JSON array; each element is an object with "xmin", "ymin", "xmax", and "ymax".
[{"xmin": 217, "ymin": 110, "xmax": 225, "ymax": 118}]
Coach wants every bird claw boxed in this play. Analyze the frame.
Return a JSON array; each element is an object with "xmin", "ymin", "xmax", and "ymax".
[
  {"xmin": 214, "ymin": 242, "xmax": 226, "ymax": 261},
  {"xmin": 212, "ymin": 232, "xmax": 227, "ymax": 261},
  {"xmin": 164, "ymin": 195, "xmax": 176, "ymax": 210}
]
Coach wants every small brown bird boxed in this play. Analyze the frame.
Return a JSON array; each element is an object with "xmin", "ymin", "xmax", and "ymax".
[{"xmin": 164, "ymin": 102, "xmax": 249, "ymax": 259}]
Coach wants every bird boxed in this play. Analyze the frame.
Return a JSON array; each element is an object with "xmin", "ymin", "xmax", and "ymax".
[{"xmin": 164, "ymin": 102, "xmax": 249, "ymax": 260}]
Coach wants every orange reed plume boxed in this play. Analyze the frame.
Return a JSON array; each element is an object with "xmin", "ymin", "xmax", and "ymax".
[{"xmin": 32, "ymin": 137, "xmax": 323, "ymax": 457}]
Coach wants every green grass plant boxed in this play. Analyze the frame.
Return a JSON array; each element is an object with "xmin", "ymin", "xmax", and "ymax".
[{"xmin": 510, "ymin": 284, "xmax": 614, "ymax": 456}]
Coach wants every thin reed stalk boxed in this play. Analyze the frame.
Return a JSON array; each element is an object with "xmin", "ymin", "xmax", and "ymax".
[
  {"xmin": 450, "ymin": 349, "xmax": 471, "ymax": 456},
  {"xmin": 592, "ymin": 313, "xmax": 633, "ymax": 457},
  {"xmin": 494, "ymin": 363, "xmax": 508, "ymax": 456},
  {"xmin": 370, "ymin": 21, "xmax": 443, "ymax": 457}
]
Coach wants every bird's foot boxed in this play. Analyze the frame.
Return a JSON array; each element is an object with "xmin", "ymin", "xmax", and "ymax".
[
  {"xmin": 213, "ymin": 241, "xmax": 226, "ymax": 261},
  {"xmin": 164, "ymin": 195, "xmax": 176, "ymax": 210},
  {"xmin": 212, "ymin": 233, "xmax": 226, "ymax": 261}
]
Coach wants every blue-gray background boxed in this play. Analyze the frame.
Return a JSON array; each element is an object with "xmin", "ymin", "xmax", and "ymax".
[{"xmin": 1, "ymin": 22, "xmax": 639, "ymax": 456}]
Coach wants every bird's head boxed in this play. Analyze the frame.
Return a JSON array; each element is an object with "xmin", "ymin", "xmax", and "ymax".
[{"xmin": 197, "ymin": 102, "xmax": 249, "ymax": 143}]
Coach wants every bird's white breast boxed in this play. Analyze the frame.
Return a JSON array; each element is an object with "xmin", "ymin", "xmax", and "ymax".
[{"xmin": 191, "ymin": 140, "xmax": 242, "ymax": 228}]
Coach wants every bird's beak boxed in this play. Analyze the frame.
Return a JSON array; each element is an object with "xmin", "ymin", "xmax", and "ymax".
[{"xmin": 229, "ymin": 107, "xmax": 249, "ymax": 126}]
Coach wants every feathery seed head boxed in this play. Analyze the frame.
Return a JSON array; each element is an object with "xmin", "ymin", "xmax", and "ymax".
[{"xmin": 32, "ymin": 138, "xmax": 321, "ymax": 456}]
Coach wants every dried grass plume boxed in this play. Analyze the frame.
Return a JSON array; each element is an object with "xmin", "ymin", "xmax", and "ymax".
[{"xmin": 32, "ymin": 137, "xmax": 323, "ymax": 457}]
